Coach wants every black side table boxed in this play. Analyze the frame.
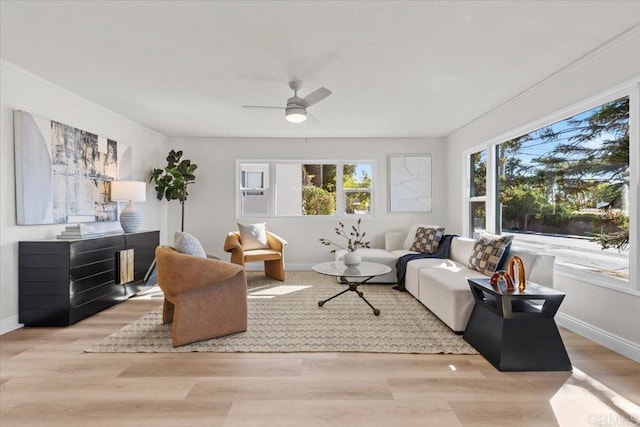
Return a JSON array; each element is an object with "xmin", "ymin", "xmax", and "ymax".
[{"xmin": 463, "ymin": 278, "xmax": 572, "ymax": 371}]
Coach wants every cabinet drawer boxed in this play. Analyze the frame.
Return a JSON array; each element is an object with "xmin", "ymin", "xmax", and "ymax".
[
  {"xmin": 69, "ymin": 236, "xmax": 123, "ymax": 255},
  {"xmin": 70, "ymin": 259, "xmax": 116, "ymax": 282},
  {"xmin": 70, "ymin": 247, "xmax": 120, "ymax": 268},
  {"xmin": 20, "ymin": 280, "xmax": 69, "ymax": 296},
  {"xmin": 20, "ymin": 268, "xmax": 69, "ymax": 283},
  {"xmin": 71, "ymin": 270, "xmax": 117, "ymax": 294},
  {"xmin": 20, "ymin": 295, "xmax": 70, "ymax": 311},
  {"xmin": 71, "ymin": 282, "xmax": 123, "ymax": 308},
  {"xmin": 125, "ymin": 231, "xmax": 159, "ymax": 247},
  {"xmin": 20, "ymin": 309, "xmax": 69, "ymax": 326},
  {"xmin": 20, "ymin": 253, "xmax": 69, "ymax": 269}
]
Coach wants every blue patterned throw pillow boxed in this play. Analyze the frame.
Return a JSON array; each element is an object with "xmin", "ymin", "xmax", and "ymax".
[{"xmin": 468, "ymin": 233, "xmax": 514, "ymax": 276}]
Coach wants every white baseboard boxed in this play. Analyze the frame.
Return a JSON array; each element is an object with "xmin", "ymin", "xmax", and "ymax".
[
  {"xmin": 286, "ymin": 263, "xmax": 315, "ymax": 271},
  {"xmin": 556, "ymin": 312, "xmax": 640, "ymax": 363},
  {"xmin": 1, "ymin": 315, "xmax": 22, "ymax": 335}
]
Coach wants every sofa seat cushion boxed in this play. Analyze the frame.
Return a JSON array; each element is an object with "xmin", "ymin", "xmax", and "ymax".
[
  {"xmin": 405, "ymin": 258, "xmax": 458, "ymax": 299},
  {"xmin": 418, "ymin": 263, "xmax": 486, "ymax": 332},
  {"xmin": 389, "ymin": 249, "xmax": 416, "ymax": 258}
]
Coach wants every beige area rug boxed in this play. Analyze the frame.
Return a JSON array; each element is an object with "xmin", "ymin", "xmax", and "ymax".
[{"xmin": 86, "ymin": 271, "xmax": 477, "ymax": 354}]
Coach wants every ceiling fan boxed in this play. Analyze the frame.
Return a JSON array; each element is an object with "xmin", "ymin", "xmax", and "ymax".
[{"xmin": 243, "ymin": 81, "xmax": 332, "ymax": 123}]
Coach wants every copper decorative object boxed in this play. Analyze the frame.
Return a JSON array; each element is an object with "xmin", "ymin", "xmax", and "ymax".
[
  {"xmin": 489, "ymin": 270, "xmax": 514, "ymax": 293},
  {"xmin": 509, "ymin": 255, "xmax": 526, "ymax": 292}
]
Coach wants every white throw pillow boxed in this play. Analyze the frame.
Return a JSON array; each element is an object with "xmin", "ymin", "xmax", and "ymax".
[
  {"xmin": 403, "ymin": 224, "xmax": 444, "ymax": 250},
  {"xmin": 237, "ymin": 222, "xmax": 269, "ymax": 250},
  {"xmin": 174, "ymin": 231, "xmax": 207, "ymax": 258}
]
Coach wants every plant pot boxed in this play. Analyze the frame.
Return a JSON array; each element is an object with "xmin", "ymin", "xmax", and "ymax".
[{"xmin": 343, "ymin": 251, "xmax": 362, "ymax": 267}]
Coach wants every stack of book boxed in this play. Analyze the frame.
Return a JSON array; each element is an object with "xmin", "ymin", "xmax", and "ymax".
[{"xmin": 56, "ymin": 224, "xmax": 104, "ymax": 239}]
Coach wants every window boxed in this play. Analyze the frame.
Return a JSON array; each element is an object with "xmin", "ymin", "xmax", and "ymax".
[
  {"xmin": 238, "ymin": 160, "xmax": 375, "ymax": 218},
  {"xmin": 239, "ymin": 163, "xmax": 269, "ymax": 217},
  {"xmin": 467, "ymin": 94, "xmax": 632, "ymax": 283},
  {"xmin": 275, "ymin": 163, "xmax": 337, "ymax": 216},
  {"xmin": 343, "ymin": 163, "xmax": 372, "ymax": 215},
  {"xmin": 468, "ymin": 149, "xmax": 487, "ymax": 238}
]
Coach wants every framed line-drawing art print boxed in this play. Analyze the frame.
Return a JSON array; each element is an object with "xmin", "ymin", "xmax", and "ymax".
[{"xmin": 388, "ymin": 154, "xmax": 432, "ymax": 212}]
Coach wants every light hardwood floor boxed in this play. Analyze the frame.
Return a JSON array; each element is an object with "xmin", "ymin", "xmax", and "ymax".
[{"xmin": 1, "ymin": 293, "xmax": 639, "ymax": 427}]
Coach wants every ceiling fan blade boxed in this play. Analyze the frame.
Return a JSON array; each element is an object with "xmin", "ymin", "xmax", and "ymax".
[
  {"xmin": 299, "ymin": 87, "xmax": 331, "ymax": 108},
  {"xmin": 307, "ymin": 111, "xmax": 320, "ymax": 124},
  {"xmin": 242, "ymin": 105, "xmax": 285, "ymax": 110}
]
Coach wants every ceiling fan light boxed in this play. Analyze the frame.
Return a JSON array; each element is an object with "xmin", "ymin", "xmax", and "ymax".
[{"xmin": 285, "ymin": 106, "xmax": 307, "ymax": 123}]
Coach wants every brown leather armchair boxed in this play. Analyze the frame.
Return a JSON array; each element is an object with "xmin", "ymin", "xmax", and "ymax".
[
  {"xmin": 224, "ymin": 231, "xmax": 287, "ymax": 281},
  {"xmin": 155, "ymin": 246, "xmax": 248, "ymax": 347}
]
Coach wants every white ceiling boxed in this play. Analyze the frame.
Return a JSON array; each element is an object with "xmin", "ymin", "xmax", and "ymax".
[{"xmin": 2, "ymin": 1, "xmax": 640, "ymax": 138}]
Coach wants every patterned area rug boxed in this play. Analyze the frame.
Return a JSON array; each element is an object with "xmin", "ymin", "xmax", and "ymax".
[{"xmin": 86, "ymin": 271, "xmax": 477, "ymax": 354}]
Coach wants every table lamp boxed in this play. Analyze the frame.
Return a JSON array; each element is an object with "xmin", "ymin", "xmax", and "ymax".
[{"xmin": 110, "ymin": 180, "xmax": 146, "ymax": 233}]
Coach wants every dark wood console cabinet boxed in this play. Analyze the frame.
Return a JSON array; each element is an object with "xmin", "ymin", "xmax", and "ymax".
[{"xmin": 19, "ymin": 230, "xmax": 159, "ymax": 326}]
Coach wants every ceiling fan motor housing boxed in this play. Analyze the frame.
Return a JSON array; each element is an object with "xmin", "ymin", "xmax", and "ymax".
[{"xmin": 285, "ymin": 96, "xmax": 307, "ymax": 122}]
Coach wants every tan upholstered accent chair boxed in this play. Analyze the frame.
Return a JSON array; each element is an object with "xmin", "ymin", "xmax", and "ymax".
[
  {"xmin": 155, "ymin": 246, "xmax": 248, "ymax": 347},
  {"xmin": 224, "ymin": 231, "xmax": 287, "ymax": 281}
]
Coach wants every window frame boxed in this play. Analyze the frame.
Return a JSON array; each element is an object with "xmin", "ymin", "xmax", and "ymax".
[
  {"xmin": 462, "ymin": 79, "xmax": 638, "ymax": 293},
  {"xmin": 236, "ymin": 159, "xmax": 376, "ymax": 220},
  {"xmin": 464, "ymin": 148, "xmax": 491, "ymax": 238}
]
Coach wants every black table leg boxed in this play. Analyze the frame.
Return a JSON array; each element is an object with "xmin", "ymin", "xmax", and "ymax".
[{"xmin": 318, "ymin": 276, "xmax": 380, "ymax": 315}]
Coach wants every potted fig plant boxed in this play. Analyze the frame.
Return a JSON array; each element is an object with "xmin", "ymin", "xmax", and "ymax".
[{"xmin": 150, "ymin": 149, "xmax": 197, "ymax": 232}]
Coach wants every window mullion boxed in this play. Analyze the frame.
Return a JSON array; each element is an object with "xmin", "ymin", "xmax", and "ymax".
[
  {"xmin": 629, "ymin": 80, "xmax": 639, "ymax": 290},
  {"xmin": 336, "ymin": 162, "xmax": 344, "ymax": 217},
  {"xmin": 486, "ymin": 145, "xmax": 497, "ymax": 234}
]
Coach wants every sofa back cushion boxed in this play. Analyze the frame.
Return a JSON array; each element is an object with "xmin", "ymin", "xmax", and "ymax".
[
  {"xmin": 450, "ymin": 237, "xmax": 555, "ymax": 286},
  {"xmin": 449, "ymin": 237, "xmax": 476, "ymax": 264},
  {"xmin": 505, "ymin": 248, "xmax": 555, "ymax": 287}
]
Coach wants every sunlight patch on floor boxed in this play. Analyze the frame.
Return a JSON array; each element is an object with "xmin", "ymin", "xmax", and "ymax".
[
  {"xmin": 249, "ymin": 285, "xmax": 312, "ymax": 297},
  {"xmin": 550, "ymin": 367, "xmax": 640, "ymax": 426},
  {"xmin": 133, "ymin": 286, "xmax": 163, "ymax": 300}
]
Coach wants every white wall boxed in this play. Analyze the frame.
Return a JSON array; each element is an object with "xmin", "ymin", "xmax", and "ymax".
[
  {"xmin": 445, "ymin": 29, "xmax": 640, "ymax": 360},
  {"xmin": 0, "ymin": 60, "xmax": 167, "ymax": 333},
  {"xmin": 164, "ymin": 137, "xmax": 445, "ymax": 268}
]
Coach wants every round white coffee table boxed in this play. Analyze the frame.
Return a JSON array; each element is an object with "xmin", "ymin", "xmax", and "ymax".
[{"xmin": 312, "ymin": 261, "xmax": 392, "ymax": 316}]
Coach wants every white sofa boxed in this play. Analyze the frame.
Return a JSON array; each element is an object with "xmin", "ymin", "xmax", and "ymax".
[{"xmin": 336, "ymin": 226, "xmax": 555, "ymax": 332}]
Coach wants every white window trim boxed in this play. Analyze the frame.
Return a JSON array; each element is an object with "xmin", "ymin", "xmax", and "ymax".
[
  {"xmin": 462, "ymin": 77, "xmax": 638, "ymax": 291},
  {"xmin": 236, "ymin": 159, "xmax": 377, "ymax": 219}
]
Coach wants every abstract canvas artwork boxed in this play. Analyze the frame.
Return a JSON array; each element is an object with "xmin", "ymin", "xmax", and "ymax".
[
  {"xmin": 14, "ymin": 110, "xmax": 131, "ymax": 225},
  {"xmin": 388, "ymin": 154, "xmax": 432, "ymax": 212}
]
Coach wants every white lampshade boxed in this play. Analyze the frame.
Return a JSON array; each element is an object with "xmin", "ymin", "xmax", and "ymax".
[
  {"xmin": 110, "ymin": 181, "xmax": 146, "ymax": 202},
  {"xmin": 110, "ymin": 181, "xmax": 146, "ymax": 233}
]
